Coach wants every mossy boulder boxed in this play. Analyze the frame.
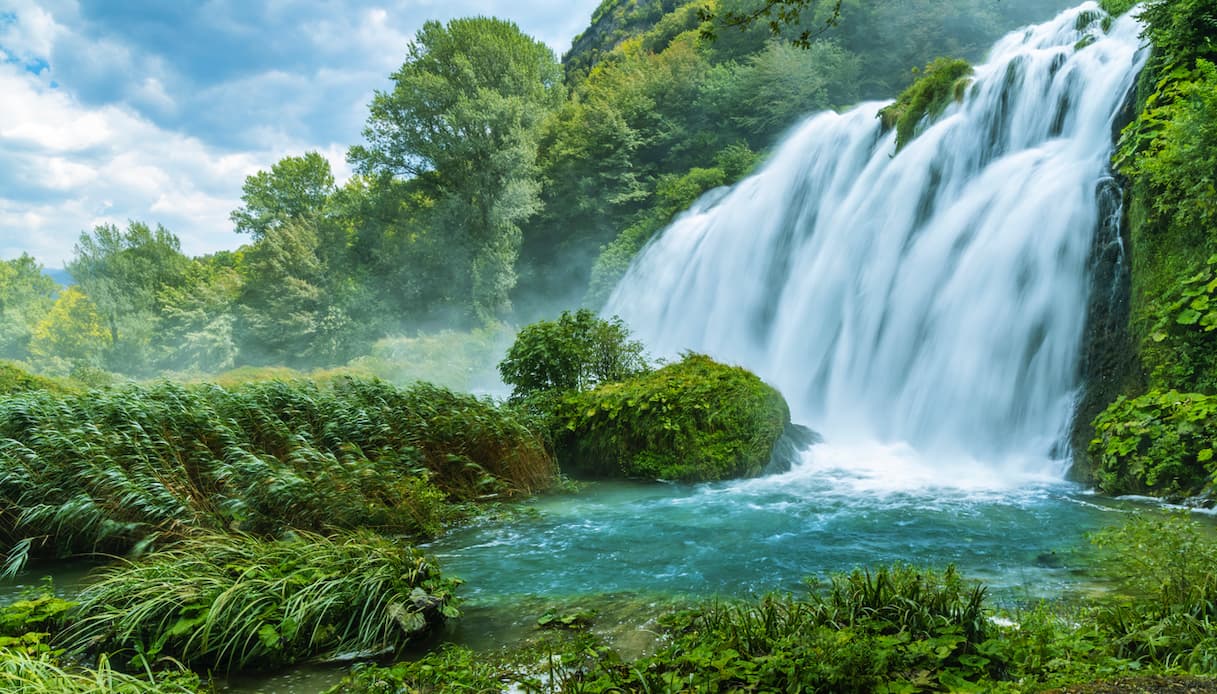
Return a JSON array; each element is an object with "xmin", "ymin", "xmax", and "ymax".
[
  {"xmin": 878, "ymin": 57, "xmax": 973, "ymax": 152},
  {"xmin": 552, "ymin": 354, "xmax": 792, "ymax": 482}
]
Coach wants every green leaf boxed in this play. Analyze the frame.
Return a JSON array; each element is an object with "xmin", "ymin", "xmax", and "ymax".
[{"xmin": 1177, "ymin": 308, "xmax": 1202, "ymax": 326}]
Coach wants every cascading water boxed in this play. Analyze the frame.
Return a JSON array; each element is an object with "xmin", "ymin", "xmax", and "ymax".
[{"xmin": 605, "ymin": 3, "xmax": 1149, "ymax": 487}]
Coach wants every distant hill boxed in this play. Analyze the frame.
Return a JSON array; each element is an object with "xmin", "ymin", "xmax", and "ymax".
[{"xmin": 43, "ymin": 268, "xmax": 73, "ymax": 286}]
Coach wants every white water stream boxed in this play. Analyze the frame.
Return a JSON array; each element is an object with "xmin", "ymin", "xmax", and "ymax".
[{"xmin": 605, "ymin": 3, "xmax": 1148, "ymax": 487}]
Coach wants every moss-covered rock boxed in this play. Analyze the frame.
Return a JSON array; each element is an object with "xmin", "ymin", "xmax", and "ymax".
[
  {"xmin": 552, "ymin": 354, "xmax": 791, "ymax": 481},
  {"xmin": 878, "ymin": 57, "xmax": 973, "ymax": 152}
]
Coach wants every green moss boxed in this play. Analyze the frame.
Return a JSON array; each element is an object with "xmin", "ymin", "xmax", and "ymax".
[
  {"xmin": 878, "ymin": 57, "xmax": 974, "ymax": 152},
  {"xmin": 1089, "ymin": 389, "xmax": 1217, "ymax": 497},
  {"xmin": 553, "ymin": 354, "xmax": 790, "ymax": 481}
]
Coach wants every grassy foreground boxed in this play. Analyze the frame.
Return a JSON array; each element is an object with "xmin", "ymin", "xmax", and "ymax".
[{"xmin": 0, "ymin": 377, "xmax": 556, "ymax": 572}]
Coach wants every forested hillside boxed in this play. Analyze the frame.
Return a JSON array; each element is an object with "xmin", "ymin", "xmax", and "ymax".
[{"xmin": 1, "ymin": 0, "xmax": 1072, "ymax": 381}]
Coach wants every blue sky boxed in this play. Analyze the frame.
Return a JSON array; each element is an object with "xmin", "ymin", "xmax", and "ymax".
[{"xmin": 0, "ymin": 0, "xmax": 602, "ymax": 266}]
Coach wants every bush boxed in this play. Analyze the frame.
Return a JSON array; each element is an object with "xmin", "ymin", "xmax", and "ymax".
[
  {"xmin": 0, "ymin": 362, "xmax": 71, "ymax": 395},
  {"xmin": 62, "ymin": 531, "xmax": 459, "ymax": 672},
  {"xmin": 1091, "ymin": 514, "xmax": 1217, "ymax": 671},
  {"xmin": 1089, "ymin": 389, "xmax": 1217, "ymax": 497},
  {"xmin": 498, "ymin": 310, "xmax": 648, "ymax": 400},
  {"xmin": 554, "ymin": 354, "xmax": 789, "ymax": 481}
]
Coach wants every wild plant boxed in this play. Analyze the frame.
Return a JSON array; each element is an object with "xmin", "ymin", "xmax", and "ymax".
[{"xmin": 61, "ymin": 530, "xmax": 459, "ymax": 672}]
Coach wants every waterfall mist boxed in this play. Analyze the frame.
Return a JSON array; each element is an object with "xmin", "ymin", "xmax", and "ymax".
[{"xmin": 605, "ymin": 3, "xmax": 1148, "ymax": 486}]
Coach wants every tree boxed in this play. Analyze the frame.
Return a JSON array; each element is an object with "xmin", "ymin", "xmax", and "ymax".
[
  {"xmin": 236, "ymin": 219, "xmax": 361, "ymax": 367},
  {"xmin": 498, "ymin": 309, "xmax": 649, "ymax": 400},
  {"xmin": 157, "ymin": 253, "xmax": 242, "ymax": 373},
  {"xmin": 230, "ymin": 152, "xmax": 336, "ymax": 240},
  {"xmin": 67, "ymin": 222, "xmax": 190, "ymax": 373},
  {"xmin": 700, "ymin": 0, "xmax": 844, "ymax": 48},
  {"xmin": 28, "ymin": 286, "xmax": 112, "ymax": 367},
  {"xmin": 0, "ymin": 254, "xmax": 58, "ymax": 360},
  {"xmin": 350, "ymin": 16, "xmax": 562, "ymax": 322}
]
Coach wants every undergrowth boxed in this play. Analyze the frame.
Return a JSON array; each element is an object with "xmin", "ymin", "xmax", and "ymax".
[
  {"xmin": 61, "ymin": 530, "xmax": 459, "ymax": 672},
  {"xmin": 0, "ymin": 377, "xmax": 555, "ymax": 571}
]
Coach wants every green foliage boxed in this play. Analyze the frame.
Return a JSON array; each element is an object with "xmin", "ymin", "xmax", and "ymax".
[
  {"xmin": 1091, "ymin": 514, "xmax": 1217, "ymax": 671},
  {"xmin": 1137, "ymin": 0, "xmax": 1217, "ymax": 65},
  {"xmin": 66, "ymin": 222, "xmax": 191, "ymax": 375},
  {"xmin": 0, "ymin": 378, "xmax": 555, "ymax": 570},
  {"xmin": 879, "ymin": 57, "xmax": 973, "ymax": 151},
  {"xmin": 1098, "ymin": 0, "xmax": 1138, "ymax": 18},
  {"xmin": 555, "ymin": 353, "xmax": 789, "ymax": 481},
  {"xmin": 351, "ymin": 16, "xmax": 562, "ymax": 321},
  {"xmin": 62, "ymin": 531, "xmax": 459, "ymax": 671},
  {"xmin": 499, "ymin": 310, "xmax": 649, "ymax": 400},
  {"xmin": 0, "ymin": 362, "xmax": 70, "ymax": 395},
  {"xmin": 0, "ymin": 589, "xmax": 76, "ymax": 640},
  {"xmin": 0, "ymin": 650, "xmax": 199, "ymax": 693},
  {"xmin": 1141, "ymin": 252, "xmax": 1217, "ymax": 391},
  {"xmin": 1089, "ymin": 390, "xmax": 1217, "ymax": 497},
  {"xmin": 0, "ymin": 255, "xmax": 58, "ymax": 362},
  {"xmin": 27, "ymin": 286, "xmax": 112, "ymax": 369},
  {"xmin": 701, "ymin": 0, "xmax": 844, "ymax": 49},
  {"xmin": 230, "ymin": 152, "xmax": 336, "ymax": 240}
]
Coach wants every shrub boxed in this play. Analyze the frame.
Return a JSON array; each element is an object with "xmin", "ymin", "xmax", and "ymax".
[
  {"xmin": 1089, "ymin": 389, "xmax": 1217, "ymax": 497},
  {"xmin": 62, "ymin": 531, "xmax": 459, "ymax": 672},
  {"xmin": 553, "ymin": 353, "xmax": 789, "ymax": 481},
  {"xmin": 0, "ymin": 362, "xmax": 70, "ymax": 395},
  {"xmin": 1091, "ymin": 514, "xmax": 1217, "ymax": 671},
  {"xmin": 498, "ymin": 310, "xmax": 648, "ymax": 401}
]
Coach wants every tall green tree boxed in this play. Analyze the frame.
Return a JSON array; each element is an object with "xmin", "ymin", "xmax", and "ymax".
[
  {"xmin": 0, "ymin": 254, "xmax": 58, "ymax": 360},
  {"xmin": 230, "ymin": 152, "xmax": 337, "ymax": 240},
  {"xmin": 349, "ymin": 16, "xmax": 562, "ymax": 322},
  {"xmin": 67, "ymin": 222, "xmax": 190, "ymax": 373}
]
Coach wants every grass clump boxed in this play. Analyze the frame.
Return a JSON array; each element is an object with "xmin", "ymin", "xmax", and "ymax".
[
  {"xmin": 0, "ymin": 362, "xmax": 72, "ymax": 396},
  {"xmin": 62, "ymin": 531, "xmax": 458, "ymax": 672},
  {"xmin": 0, "ymin": 377, "xmax": 555, "ymax": 570},
  {"xmin": 554, "ymin": 354, "xmax": 790, "ymax": 481},
  {"xmin": 879, "ymin": 57, "xmax": 974, "ymax": 152},
  {"xmin": 0, "ymin": 651, "xmax": 199, "ymax": 693}
]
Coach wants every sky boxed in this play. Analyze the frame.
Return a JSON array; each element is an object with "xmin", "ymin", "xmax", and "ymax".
[{"xmin": 0, "ymin": 0, "xmax": 603, "ymax": 267}]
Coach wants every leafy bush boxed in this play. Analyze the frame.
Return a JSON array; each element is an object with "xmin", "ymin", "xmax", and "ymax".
[
  {"xmin": 878, "ymin": 57, "xmax": 973, "ymax": 151},
  {"xmin": 554, "ymin": 354, "xmax": 789, "ymax": 481},
  {"xmin": 0, "ymin": 377, "xmax": 555, "ymax": 570},
  {"xmin": 62, "ymin": 531, "xmax": 459, "ymax": 672},
  {"xmin": 1091, "ymin": 514, "xmax": 1217, "ymax": 671},
  {"xmin": 1089, "ymin": 389, "xmax": 1217, "ymax": 497},
  {"xmin": 498, "ymin": 309, "xmax": 648, "ymax": 400}
]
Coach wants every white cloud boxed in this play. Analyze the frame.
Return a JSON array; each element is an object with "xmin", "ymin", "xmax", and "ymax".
[{"xmin": 0, "ymin": 0, "xmax": 603, "ymax": 266}]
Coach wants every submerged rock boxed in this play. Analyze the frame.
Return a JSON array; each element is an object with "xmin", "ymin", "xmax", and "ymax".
[{"xmin": 553, "ymin": 354, "xmax": 792, "ymax": 482}]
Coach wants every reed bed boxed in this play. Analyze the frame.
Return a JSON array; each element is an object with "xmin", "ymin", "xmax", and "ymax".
[
  {"xmin": 0, "ymin": 377, "xmax": 555, "ymax": 570},
  {"xmin": 61, "ymin": 530, "xmax": 458, "ymax": 672}
]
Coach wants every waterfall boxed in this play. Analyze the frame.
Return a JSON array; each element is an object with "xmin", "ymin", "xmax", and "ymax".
[{"xmin": 604, "ymin": 3, "xmax": 1148, "ymax": 484}]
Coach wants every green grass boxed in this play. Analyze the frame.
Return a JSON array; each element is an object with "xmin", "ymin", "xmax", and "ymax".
[
  {"xmin": 61, "ymin": 531, "xmax": 459, "ymax": 672},
  {"xmin": 0, "ymin": 651, "xmax": 199, "ymax": 693}
]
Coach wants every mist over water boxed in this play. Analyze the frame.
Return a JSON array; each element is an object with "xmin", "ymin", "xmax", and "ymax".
[{"xmin": 605, "ymin": 3, "xmax": 1148, "ymax": 486}]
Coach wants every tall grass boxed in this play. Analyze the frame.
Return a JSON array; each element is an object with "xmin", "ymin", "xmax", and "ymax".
[
  {"xmin": 0, "ymin": 377, "xmax": 555, "ymax": 570},
  {"xmin": 0, "ymin": 651, "xmax": 198, "ymax": 693},
  {"xmin": 61, "ymin": 530, "xmax": 458, "ymax": 672}
]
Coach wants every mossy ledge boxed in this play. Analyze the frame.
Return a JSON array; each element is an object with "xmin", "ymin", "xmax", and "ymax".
[
  {"xmin": 878, "ymin": 57, "xmax": 974, "ymax": 152},
  {"xmin": 552, "ymin": 353, "xmax": 791, "ymax": 482}
]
